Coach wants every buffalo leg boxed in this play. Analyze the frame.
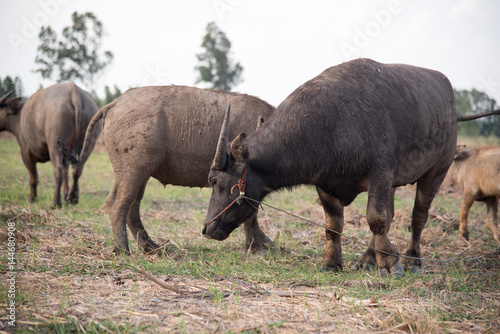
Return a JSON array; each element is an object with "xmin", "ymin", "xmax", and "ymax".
[
  {"xmin": 356, "ymin": 189, "xmax": 396, "ymax": 271},
  {"xmin": 317, "ymin": 187, "xmax": 344, "ymax": 271},
  {"xmin": 21, "ymin": 151, "xmax": 39, "ymax": 204},
  {"xmin": 49, "ymin": 145, "xmax": 65, "ymax": 208},
  {"xmin": 459, "ymin": 191, "xmax": 475, "ymax": 241},
  {"xmin": 365, "ymin": 185, "xmax": 403, "ymax": 276},
  {"xmin": 484, "ymin": 197, "xmax": 500, "ymax": 253},
  {"xmin": 106, "ymin": 173, "xmax": 148, "ymax": 253},
  {"xmin": 126, "ymin": 180, "xmax": 161, "ymax": 254},
  {"xmin": 404, "ymin": 167, "xmax": 448, "ymax": 273},
  {"xmin": 62, "ymin": 159, "xmax": 70, "ymax": 201},
  {"xmin": 66, "ymin": 161, "xmax": 83, "ymax": 204},
  {"xmin": 242, "ymin": 213, "xmax": 272, "ymax": 252}
]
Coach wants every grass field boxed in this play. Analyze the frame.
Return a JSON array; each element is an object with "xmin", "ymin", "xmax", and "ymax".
[{"xmin": 0, "ymin": 137, "xmax": 499, "ymax": 333}]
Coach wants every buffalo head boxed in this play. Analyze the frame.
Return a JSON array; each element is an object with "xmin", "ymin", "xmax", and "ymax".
[
  {"xmin": 202, "ymin": 106, "xmax": 262, "ymax": 240},
  {"xmin": 0, "ymin": 91, "xmax": 23, "ymax": 131}
]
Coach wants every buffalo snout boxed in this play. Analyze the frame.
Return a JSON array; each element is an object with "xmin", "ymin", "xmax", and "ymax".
[{"xmin": 202, "ymin": 220, "xmax": 231, "ymax": 241}]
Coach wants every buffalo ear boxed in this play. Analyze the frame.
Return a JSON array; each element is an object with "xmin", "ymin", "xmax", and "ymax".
[
  {"xmin": 230, "ymin": 133, "xmax": 248, "ymax": 170},
  {"xmin": 7, "ymin": 97, "xmax": 22, "ymax": 114}
]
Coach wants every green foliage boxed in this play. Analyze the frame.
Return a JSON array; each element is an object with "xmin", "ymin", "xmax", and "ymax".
[
  {"xmin": 34, "ymin": 12, "xmax": 114, "ymax": 93},
  {"xmin": 454, "ymin": 88, "xmax": 499, "ymax": 137},
  {"xmin": 195, "ymin": 22, "xmax": 243, "ymax": 91},
  {"xmin": 93, "ymin": 84, "xmax": 122, "ymax": 108},
  {"xmin": 0, "ymin": 75, "xmax": 24, "ymax": 98}
]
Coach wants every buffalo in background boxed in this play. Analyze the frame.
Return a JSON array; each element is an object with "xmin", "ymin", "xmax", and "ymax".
[
  {"xmin": 0, "ymin": 82, "xmax": 99, "ymax": 207},
  {"xmin": 447, "ymin": 145, "xmax": 500, "ymax": 253}
]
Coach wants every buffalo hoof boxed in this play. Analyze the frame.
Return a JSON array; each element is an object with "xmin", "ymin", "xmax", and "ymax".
[
  {"xmin": 350, "ymin": 262, "xmax": 375, "ymax": 271},
  {"xmin": 142, "ymin": 241, "xmax": 164, "ymax": 255},
  {"xmin": 113, "ymin": 245, "xmax": 131, "ymax": 255},
  {"xmin": 66, "ymin": 194, "xmax": 79, "ymax": 205},
  {"xmin": 390, "ymin": 262, "xmax": 405, "ymax": 277},
  {"xmin": 246, "ymin": 235, "xmax": 273, "ymax": 253},
  {"xmin": 320, "ymin": 264, "xmax": 344, "ymax": 273},
  {"xmin": 321, "ymin": 264, "xmax": 342, "ymax": 272},
  {"xmin": 379, "ymin": 268, "xmax": 389, "ymax": 276},
  {"xmin": 379, "ymin": 264, "xmax": 404, "ymax": 277},
  {"xmin": 407, "ymin": 265, "xmax": 420, "ymax": 274},
  {"xmin": 363, "ymin": 263, "xmax": 376, "ymax": 271},
  {"xmin": 50, "ymin": 202, "xmax": 63, "ymax": 210}
]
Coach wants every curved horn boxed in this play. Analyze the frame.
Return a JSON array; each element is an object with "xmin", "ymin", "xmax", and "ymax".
[
  {"xmin": 212, "ymin": 105, "xmax": 230, "ymax": 170},
  {"xmin": 256, "ymin": 115, "xmax": 264, "ymax": 129},
  {"xmin": 0, "ymin": 90, "xmax": 14, "ymax": 106}
]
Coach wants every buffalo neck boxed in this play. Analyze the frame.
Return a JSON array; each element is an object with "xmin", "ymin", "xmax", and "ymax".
[{"xmin": 245, "ymin": 118, "xmax": 319, "ymax": 196}]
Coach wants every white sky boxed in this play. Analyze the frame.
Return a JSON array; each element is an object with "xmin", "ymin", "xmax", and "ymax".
[{"xmin": 1, "ymin": 0, "xmax": 499, "ymax": 107}]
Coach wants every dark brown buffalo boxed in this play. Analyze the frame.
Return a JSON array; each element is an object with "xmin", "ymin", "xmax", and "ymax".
[
  {"xmin": 203, "ymin": 58, "xmax": 463, "ymax": 275},
  {"xmin": 74, "ymin": 85, "xmax": 274, "ymax": 254},
  {"xmin": 447, "ymin": 145, "xmax": 500, "ymax": 252},
  {"xmin": 0, "ymin": 82, "xmax": 99, "ymax": 207},
  {"xmin": 203, "ymin": 59, "xmax": 500, "ymax": 275}
]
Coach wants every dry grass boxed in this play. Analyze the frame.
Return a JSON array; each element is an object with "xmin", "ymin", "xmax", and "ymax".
[{"xmin": 1, "ymin": 186, "xmax": 499, "ymax": 334}]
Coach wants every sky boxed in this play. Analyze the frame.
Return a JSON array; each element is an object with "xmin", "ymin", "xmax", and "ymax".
[{"xmin": 1, "ymin": 0, "xmax": 499, "ymax": 107}]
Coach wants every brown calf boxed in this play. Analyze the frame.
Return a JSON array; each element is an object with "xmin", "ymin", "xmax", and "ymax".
[{"xmin": 447, "ymin": 145, "xmax": 500, "ymax": 252}]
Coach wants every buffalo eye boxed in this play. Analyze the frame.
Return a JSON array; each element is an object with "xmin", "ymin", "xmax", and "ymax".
[{"xmin": 210, "ymin": 178, "xmax": 217, "ymax": 187}]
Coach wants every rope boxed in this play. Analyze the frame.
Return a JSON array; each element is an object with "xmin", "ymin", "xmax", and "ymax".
[
  {"xmin": 231, "ymin": 165, "xmax": 259, "ymax": 210},
  {"xmin": 240, "ymin": 195, "xmax": 487, "ymax": 265},
  {"xmin": 205, "ymin": 196, "xmax": 241, "ymax": 227},
  {"xmin": 206, "ymin": 166, "xmax": 258, "ymax": 227},
  {"xmin": 205, "ymin": 163, "xmax": 486, "ymax": 265}
]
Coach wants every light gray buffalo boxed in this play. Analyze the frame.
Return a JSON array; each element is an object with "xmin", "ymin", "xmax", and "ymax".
[
  {"xmin": 0, "ymin": 82, "xmax": 99, "ymax": 207},
  {"xmin": 447, "ymin": 145, "xmax": 500, "ymax": 252},
  {"xmin": 73, "ymin": 85, "xmax": 275, "ymax": 254}
]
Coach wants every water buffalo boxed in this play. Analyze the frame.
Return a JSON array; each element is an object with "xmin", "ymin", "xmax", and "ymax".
[
  {"xmin": 73, "ymin": 85, "xmax": 274, "ymax": 254},
  {"xmin": 447, "ymin": 145, "xmax": 500, "ymax": 252},
  {"xmin": 0, "ymin": 82, "xmax": 99, "ymax": 207},
  {"xmin": 203, "ymin": 58, "xmax": 485, "ymax": 276}
]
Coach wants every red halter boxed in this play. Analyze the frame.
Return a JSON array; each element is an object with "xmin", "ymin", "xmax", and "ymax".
[
  {"xmin": 206, "ymin": 165, "xmax": 259, "ymax": 227},
  {"xmin": 231, "ymin": 165, "xmax": 259, "ymax": 209}
]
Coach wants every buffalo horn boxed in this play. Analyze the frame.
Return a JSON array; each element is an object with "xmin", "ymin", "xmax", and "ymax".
[
  {"xmin": 256, "ymin": 115, "xmax": 264, "ymax": 129},
  {"xmin": 0, "ymin": 90, "xmax": 14, "ymax": 106},
  {"xmin": 212, "ymin": 105, "xmax": 230, "ymax": 170}
]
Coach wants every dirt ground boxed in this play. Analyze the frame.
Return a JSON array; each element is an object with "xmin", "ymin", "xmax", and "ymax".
[{"xmin": 1, "ymin": 184, "xmax": 499, "ymax": 333}]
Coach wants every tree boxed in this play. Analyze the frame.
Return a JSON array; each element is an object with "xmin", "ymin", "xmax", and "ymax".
[
  {"xmin": 195, "ymin": 22, "xmax": 243, "ymax": 91},
  {"xmin": 93, "ymin": 85, "xmax": 122, "ymax": 108},
  {"xmin": 34, "ymin": 12, "xmax": 113, "ymax": 93},
  {"xmin": 454, "ymin": 88, "xmax": 499, "ymax": 137},
  {"xmin": 0, "ymin": 76, "xmax": 24, "ymax": 98}
]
